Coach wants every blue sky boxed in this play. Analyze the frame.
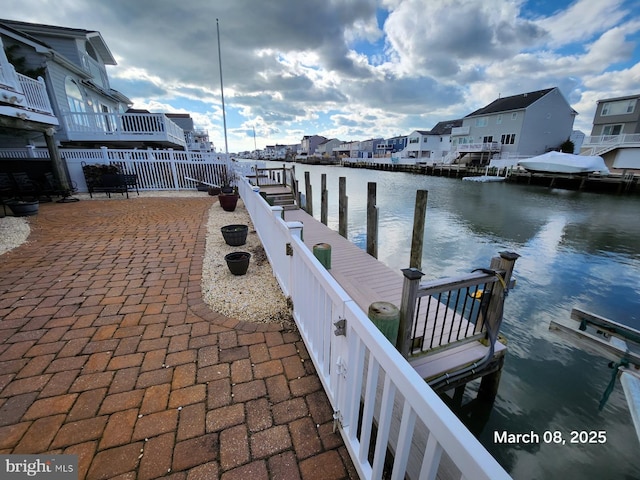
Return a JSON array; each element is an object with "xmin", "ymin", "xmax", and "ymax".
[{"xmin": 3, "ymin": 0, "xmax": 640, "ymax": 153}]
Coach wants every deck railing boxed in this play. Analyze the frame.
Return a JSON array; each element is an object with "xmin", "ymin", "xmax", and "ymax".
[
  {"xmin": 60, "ymin": 112, "xmax": 187, "ymax": 147},
  {"xmin": 238, "ymin": 176, "xmax": 511, "ymax": 480},
  {"xmin": 581, "ymin": 133, "xmax": 640, "ymax": 156}
]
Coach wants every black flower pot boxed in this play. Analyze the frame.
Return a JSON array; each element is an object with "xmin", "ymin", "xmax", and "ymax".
[
  {"xmin": 6, "ymin": 200, "xmax": 39, "ymax": 217},
  {"xmin": 224, "ymin": 251, "xmax": 251, "ymax": 276},
  {"xmin": 218, "ymin": 193, "xmax": 239, "ymax": 212},
  {"xmin": 221, "ymin": 224, "xmax": 248, "ymax": 246}
]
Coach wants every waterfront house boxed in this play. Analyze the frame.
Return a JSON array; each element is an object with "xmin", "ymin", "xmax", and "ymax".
[
  {"xmin": 451, "ymin": 87, "xmax": 577, "ymax": 165},
  {"xmin": 299, "ymin": 134, "xmax": 327, "ymax": 158},
  {"xmin": 375, "ymin": 134, "xmax": 407, "ymax": 157},
  {"xmin": 580, "ymin": 93, "xmax": 640, "ymax": 172},
  {"xmin": 0, "ymin": 31, "xmax": 61, "ymax": 172},
  {"xmin": 315, "ymin": 138, "xmax": 342, "ymax": 161},
  {"xmin": 0, "ymin": 19, "xmax": 187, "ymax": 152}
]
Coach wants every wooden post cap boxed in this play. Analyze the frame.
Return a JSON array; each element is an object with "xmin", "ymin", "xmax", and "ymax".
[{"xmin": 368, "ymin": 302, "xmax": 400, "ymax": 344}]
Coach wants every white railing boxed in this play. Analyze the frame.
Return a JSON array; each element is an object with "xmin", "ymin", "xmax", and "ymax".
[
  {"xmin": 238, "ymin": 178, "xmax": 511, "ymax": 480},
  {"xmin": 581, "ymin": 134, "xmax": 640, "ymax": 156},
  {"xmin": 60, "ymin": 112, "xmax": 187, "ymax": 147},
  {"xmin": 17, "ymin": 75, "xmax": 54, "ymax": 114},
  {"xmin": 79, "ymin": 51, "xmax": 110, "ymax": 90},
  {"xmin": 456, "ymin": 142, "xmax": 501, "ymax": 153}
]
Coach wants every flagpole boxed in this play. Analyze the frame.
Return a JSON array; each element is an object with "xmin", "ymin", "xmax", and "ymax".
[{"xmin": 216, "ymin": 18, "xmax": 229, "ymax": 161}]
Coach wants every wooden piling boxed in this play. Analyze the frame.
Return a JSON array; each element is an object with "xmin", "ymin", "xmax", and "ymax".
[
  {"xmin": 410, "ymin": 190, "xmax": 428, "ymax": 270},
  {"xmin": 304, "ymin": 171, "xmax": 313, "ymax": 216},
  {"xmin": 321, "ymin": 173, "xmax": 328, "ymax": 225},
  {"xmin": 366, "ymin": 182, "xmax": 378, "ymax": 258},
  {"xmin": 339, "ymin": 177, "xmax": 348, "ymax": 238}
]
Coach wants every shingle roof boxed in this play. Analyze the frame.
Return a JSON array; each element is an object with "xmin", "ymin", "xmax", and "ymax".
[
  {"xmin": 429, "ymin": 119, "xmax": 463, "ymax": 135},
  {"xmin": 465, "ymin": 88, "xmax": 556, "ymax": 117}
]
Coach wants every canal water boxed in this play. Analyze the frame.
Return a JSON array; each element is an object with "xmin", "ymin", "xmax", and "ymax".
[{"xmin": 293, "ymin": 163, "xmax": 640, "ymax": 480}]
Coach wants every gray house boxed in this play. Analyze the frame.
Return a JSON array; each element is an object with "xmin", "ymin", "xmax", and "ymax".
[
  {"xmin": 0, "ymin": 19, "xmax": 186, "ymax": 150},
  {"xmin": 581, "ymin": 93, "xmax": 640, "ymax": 171},
  {"xmin": 451, "ymin": 87, "xmax": 577, "ymax": 164}
]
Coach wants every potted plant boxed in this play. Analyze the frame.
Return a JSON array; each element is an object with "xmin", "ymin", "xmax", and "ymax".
[
  {"xmin": 6, "ymin": 199, "xmax": 39, "ymax": 216},
  {"xmin": 221, "ymin": 224, "xmax": 248, "ymax": 246},
  {"xmin": 224, "ymin": 251, "xmax": 251, "ymax": 275}
]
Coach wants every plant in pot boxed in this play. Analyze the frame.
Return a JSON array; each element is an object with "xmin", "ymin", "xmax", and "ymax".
[
  {"xmin": 221, "ymin": 224, "xmax": 248, "ymax": 246},
  {"xmin": 6, "ymin": 199, "xmax": 39, "ymax": 216},
  {"xmin": 224, "ymin": 251, "xmax": 251, "ymax": 275},
  {"xmin": 218, "ymin": 165, "xmax": 239, "ymax": 211}
]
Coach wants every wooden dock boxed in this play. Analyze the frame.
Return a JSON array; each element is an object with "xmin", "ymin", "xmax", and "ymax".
[{"xmin": 280, "ymin": 204, "xmax": 506, "ymax": 389}]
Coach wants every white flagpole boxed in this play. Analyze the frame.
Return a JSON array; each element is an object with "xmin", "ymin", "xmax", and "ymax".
[{"xmin": 216, "ymin": 18, "xmax": 229, "ymax": 162}]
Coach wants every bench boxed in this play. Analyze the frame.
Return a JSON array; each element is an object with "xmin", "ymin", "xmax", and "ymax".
[{"xmin": 87, "ymin": 173, "xmax": 139, "ymax": 198}]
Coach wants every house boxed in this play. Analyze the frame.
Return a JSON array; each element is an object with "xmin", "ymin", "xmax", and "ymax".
[
  {"xmin": 580, "ymin": 93, "xmax": 640, "ymax": 171},
  {"xmin": 375, "ymin": 135, "xmax": 407, "ymax": 157},
  {"xmin": 451, "ymin": 87, "xmax": 577, "ymax": 165},
  {"xmin": 166, "ymin": 113, "xmax": 214, "ymax": 152},
  {"xmin": 0, "ymin": 19, "xmax": 186, "ymax": 151},
  {"xmin": 315, "ymin": 138, "xmax": 342, "ymax": 160},
  {"xmin": 299, "ymin": 135, "xmax": 327, "ymax": 157}
]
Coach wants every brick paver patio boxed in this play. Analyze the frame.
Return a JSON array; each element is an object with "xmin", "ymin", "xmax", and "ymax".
[{"xmin": 0, "ymin": 196, "xmax": 356, "ymax": 479}]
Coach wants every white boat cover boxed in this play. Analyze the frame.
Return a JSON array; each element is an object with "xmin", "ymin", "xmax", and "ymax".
[{"xmin": 518, "ymin": 151, "xmax": 610, "ymax": 175}]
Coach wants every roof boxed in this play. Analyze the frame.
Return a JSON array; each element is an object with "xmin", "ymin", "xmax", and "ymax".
[
  {"xmin": 465, "ymin": 88, "xmax": 556, "ymax": 117},
  {"xmin": 429, "ymin": 119, "xmax": 463, "ymax": 135},
  {"xmin": 595, "ymin": 93, "xmax": 640, "ymax": 104},
  {"xmin": 0, "ymin": 18, "xmax": 116, "ymax": 65}
]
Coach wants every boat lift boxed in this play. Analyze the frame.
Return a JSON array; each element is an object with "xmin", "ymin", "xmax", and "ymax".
[{"xmin": 550, "ymin": 308, "xmax": 640, "ymax": 442}]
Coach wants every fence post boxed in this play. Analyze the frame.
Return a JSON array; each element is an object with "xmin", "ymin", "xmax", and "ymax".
[
  {"xmin": 100, "ymin": 146, "xmax": 109, "ymax": 165},
  {"xmin": 397, "ymin": 268, "xmax": 425, "ymax": 357},
  {"xmin": 338, "ymin": 177, "xmax": 348, "ymax": 238},
  {"xmin": 320, "ymin": 173, "xmax": 328, "ymax": 225},
  {"xmin": 168, "ymin": 149, "xmax": 179, "ymax": 190},
  {"xmin": 366, "ymin": 182, "xmax": 378, "ymax": 258}
]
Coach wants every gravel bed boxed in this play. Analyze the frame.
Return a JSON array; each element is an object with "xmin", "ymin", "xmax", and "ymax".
[
  {"xmin": 202, "ymin": 198, "xmax": 294, "ymax": 329},
  {"xmin": 0, "ymin": 215, "xmax": 30, "ymax": 256},
  {"xmin": 0, "ymin": 191, "xmax": 293, "ymax": 328}
]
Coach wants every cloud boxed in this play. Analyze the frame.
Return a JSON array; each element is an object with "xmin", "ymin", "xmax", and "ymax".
[{"xmin": 2, "ymin": 0, "xmax": 640, "ymax": 151}]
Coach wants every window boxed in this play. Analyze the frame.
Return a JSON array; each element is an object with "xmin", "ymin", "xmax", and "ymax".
[
  {"xmin": 601, "ymin": 99, "xmax": 636, "ymax": 116},
  {"xmin": 496, "ymin": 114, "xmax": 503, "ymax": 125},
  {"xmin": 65, "ymin": 77, "xmax": 89, "ymax": 128},
  {"xmin": 475, "ymin": 117, "xmax": 488, "ymax": 127},
  {"xmin": 511, "ymin": 112, "xmax": 517, "ymax": 120},
  {"xmin": 602, "ymin": 124, "xmax": 623, "ymax": 136},
  {"xmin": 501, "ymin": 134, "xmax": 516, "ymax": 145},
  {"xmin": 483, "ymin": 136, "xmax": 493, "ymax": 143}
]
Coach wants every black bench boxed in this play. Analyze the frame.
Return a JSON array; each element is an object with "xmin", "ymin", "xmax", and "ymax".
[{"xmin": 88, "ymin": 173, "xmax": 138, "ymax": 198}]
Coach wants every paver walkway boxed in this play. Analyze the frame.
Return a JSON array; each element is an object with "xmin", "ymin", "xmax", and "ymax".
[{"xmin": 0, "ymin": 197, "xmax": 356, "ymax": 479}]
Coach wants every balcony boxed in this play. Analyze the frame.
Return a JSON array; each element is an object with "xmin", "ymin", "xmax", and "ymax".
[
  {"xmin": 0, "ymin": 38, "xmax": 57, "ymax": 125},
  {"xmin": 59, "ymin": 111, "xmax": 187, "ymax": 148},
  {"xmin": 456, "ymin": 142, "xmax": 501, "ymax": 153},
  {"xmin": 451, "ymin": 126, "xmax": 470, "ymax": 136},
  {"xmin": 581, "ymin": 134, "xmax": 640, "ymax": 156}
]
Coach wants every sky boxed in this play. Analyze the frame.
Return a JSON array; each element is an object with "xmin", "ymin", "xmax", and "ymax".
[{"xmin": 3, "ymin": 0, "xmax": 640, "ymax": 153}]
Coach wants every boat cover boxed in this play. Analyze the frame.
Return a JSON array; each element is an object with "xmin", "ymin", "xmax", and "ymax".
[{"xmin": 518, "ymin": 151, "xmax": 610, "ymax": 175}]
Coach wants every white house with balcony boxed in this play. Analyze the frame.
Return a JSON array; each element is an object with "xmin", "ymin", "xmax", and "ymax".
[
  {"xmin": 451, "ymin": 87, "xmax": 577, "ymax": 165},
  {"xmin": 0, "ymin": 19, "xmax": 186, "ymax": 151},
  {"xmin": 400, "ymin": 120, "xmax": 462, "ymax": 163}
]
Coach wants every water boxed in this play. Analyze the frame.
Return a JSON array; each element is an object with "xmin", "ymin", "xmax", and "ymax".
[{"xmin": 293, "ymin": 163, "xmax": 640, "ymax": 480}]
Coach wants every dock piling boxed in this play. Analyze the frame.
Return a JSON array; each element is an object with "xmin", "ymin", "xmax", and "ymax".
[
  {"xmin": 338, "ymin": 177, "xmax": 348, "ymax": 238},
  {"xmin": 410, "ymin": 190, "xmax": 428, "ymax": 270},
  {"xmin": 304, "ymin": 171, "xmax": 313, "ymax": 216},
  {"xmin": 321, "ymin": 173, "xmax": 328, "ymax": 225},
  {"xmin": 366, "ymin": 182, "xmax": 378, "ymax": 258}
]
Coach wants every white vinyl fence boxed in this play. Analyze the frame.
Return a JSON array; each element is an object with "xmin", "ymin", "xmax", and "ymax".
[{"xmin": 238, "ymin": 177, "xmax": 511, "ymax": 480}]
